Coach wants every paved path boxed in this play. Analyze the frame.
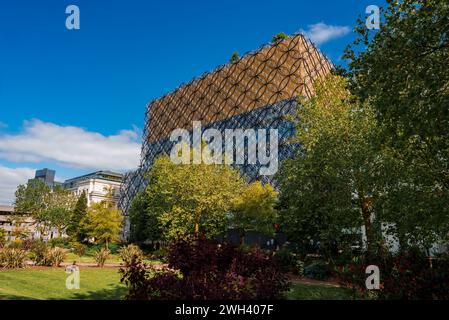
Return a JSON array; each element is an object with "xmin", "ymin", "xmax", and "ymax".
[{"xmin": 289, "ymin": 276, "xmax": 342, "ymax": 288}]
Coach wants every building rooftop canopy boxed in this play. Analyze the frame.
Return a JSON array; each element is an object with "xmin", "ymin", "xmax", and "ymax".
[{"xmin": 63, "ymin": 170, "xmax": 124, "ymax": 184}]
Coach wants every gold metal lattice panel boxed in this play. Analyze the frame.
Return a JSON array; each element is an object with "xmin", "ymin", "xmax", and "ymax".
[{"xmin": 145, "ymin": 34, "xmax": 332, "ymax": 143}]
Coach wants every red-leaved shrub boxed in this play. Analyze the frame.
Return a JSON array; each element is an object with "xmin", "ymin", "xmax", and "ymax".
[
  {"xmin": 120, "ymin": 239, "xmax": 290, "ymax": 300},
  {"xmin": 336, "ymin": 249, "xmax": 449, "ymax": 300}
]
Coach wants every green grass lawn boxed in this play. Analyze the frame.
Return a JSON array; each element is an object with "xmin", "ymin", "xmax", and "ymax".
[
  {"xmin": 0, "ymin": 267, "xmax": 353, "ymax": 300},
  {"xmin": 287, "ymin": 283, "xmax": 354, "ymax": 300},
  {"xmin": 0, "ymin": 268, "xmax": 126, "ymax": 300}
]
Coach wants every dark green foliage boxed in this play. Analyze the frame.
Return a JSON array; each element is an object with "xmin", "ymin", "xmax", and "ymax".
[
  {"xmin": 229, "ymin": 51, "xmax": 239, "ymax": 63},
  {"xmin": 344, "ymin": 0, "xmax": 449, "ymax": 248},
  {"xmin": 345, "ymin": 0, "xmax": 449, "ymax": 149},
  {"xmin": 128, "ymin": 192, "xmax": 163, "ymax": 243},
  {"xmin": 273, "ymin": 248, "xmax": 304, "ymax": 276},
  {"xmin": 48, "ymin": 237, "xmax": 71, "ymax": 248},
  {"xmin": 67, "ymin": 190, "xmax": 88, "ymax": 242},
  {"xmin": 85, "ymin": 243, "xmax": 121, "ymax": 255}
]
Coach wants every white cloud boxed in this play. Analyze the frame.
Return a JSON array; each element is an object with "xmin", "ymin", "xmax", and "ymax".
[
  {"xmin": 0, "ymin": 119, "xmax": 141, "ymax": 172},
  {"xmin": 0, "ymin": 166, "xmax": 35, "ymax": 205},
  {"xmin": 301, "ymin": 22, "xmax": 351, "ymax": 45}
]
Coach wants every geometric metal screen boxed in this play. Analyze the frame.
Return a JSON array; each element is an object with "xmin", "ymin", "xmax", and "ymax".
[{"xmin": 119, "ymin": 33, "xmax": 333, "ymax": 215}]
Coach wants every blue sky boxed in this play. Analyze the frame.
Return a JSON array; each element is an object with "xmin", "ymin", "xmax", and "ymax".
[{"xmin": 0, "ymin": 0, "xmax": 385, "ymax": 203}]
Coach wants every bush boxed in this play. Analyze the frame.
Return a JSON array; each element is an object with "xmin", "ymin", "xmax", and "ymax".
[
  {"xmin": 120, "ymin": 239, "xmax": 290, "ymax": 300},
  {"xmin": 336, "ymin": 250, "xmax": 449, "ymax": 300},
  {"xmin": 273, "ymin": 248, "xmax": 304, "ymax": 276},
  {"xmin": 94, "ymin": 248, "xmax": 110, "ymax": 267},
  {"xmin": 0, "ymin": 248, "xmax": 28, "ymax": 269},
  {"xmin": 118, "ymin": 244, "xmax": 144, "ymax": 266},
  {"xmin": 72, "ymin": 243, "xmax": 87, "ymax": 257},
  {"xmin": 29, "ymin": 241, "xmax": 66, "ymax": 266},
  {"xmin": 304, "ymin": 260, "xmax": 330, "ymax": 280},
  {"xmin": 29, "ymin": 240, "xmax": 49, "ymax": 265},
  {"xmin": 45, "ymin": 247, "xmax": 67, "ymax": 267}
]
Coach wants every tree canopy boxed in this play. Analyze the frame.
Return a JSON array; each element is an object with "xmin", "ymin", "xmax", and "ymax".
[
  {"xmin": 278, "ymin": 74, "xmax": 384, "ymax": 254},
  {"xmin": 345, "ymin": 0, "xmax": 449, "ymax": 191},
  {"xmin": 67, "ymin": 190, "xmax": 88, "ymax": 242},
  {"xmin": 232, "ymin": 181, "xmax": 278, "ymax": 243},
  {"xmin": 143, "ymin": 155, "xmax": 245, "ymax": 241},
  {"xmin": 343, "ymin": 0, "xmax": 449, "ymax": 250},
  {"xmin": 14, "ymin": 180, "xmax": 77, "ymax": 237},
  {"xmin": 81, "ymin": 200, "xmax": 123, "ymax": 249}
]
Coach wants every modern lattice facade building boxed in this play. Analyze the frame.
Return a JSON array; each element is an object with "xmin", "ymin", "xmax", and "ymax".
[{"xmin": 119, "ymin": 33, "xmax": 333, "ymax": 218}]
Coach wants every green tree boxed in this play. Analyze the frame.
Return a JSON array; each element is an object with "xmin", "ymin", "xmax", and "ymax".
[
  {"xmin": 229, "ymin": 51, "xmax": 240, "ymax": 63},
  {"xmin": 81, "ymin": 201, "xmax": 123, "ymax": 249},
  {"xmin": 271, "ymin": 32, "xmax": 288, "ymax": 43},
  {"xmin": 128, "ymin": 191, "xmax": 163, "ymax": 243},
  {"xmin": 278, "ymin": 75, "xmax": 384, "ymax": 255},
  {"xmin": 67, "ymin": 190, "xmax": 88, "ymax": 242},
  {"xmin": 345, "ymin": 0, "xmax": 449, "ymax": 249},
  {"xmin": 14, "ymin": 179, "xmax": 49, "ymax": 218},
  {"xmin": 346, "ymin": 1, "xmax": 448, "ymax": 156},
  {"xmin": 41, "ymin": 186, "xmax": 77, "ymax": 236},
  {"xmin": 14, "ymin": 181, "xmax": 76, "ymax": 237},
  {"xmin": 142, "ymin": 155, "xmax": 245, "ymax": 241},
  {"xmin": 232, "ymin": 181, "xmax": 278, "ymax": 244}
]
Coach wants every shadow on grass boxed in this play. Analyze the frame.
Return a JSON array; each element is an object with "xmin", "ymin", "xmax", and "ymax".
[
  {"xmin": 69, "ymin": 284, "xmax": 128, "ymax": 300},
  {"xmin": 0, "ymin": 293, "xmax": 31, "ymax": 300},
  {"xmin": 0, "ymin": 284, "xmax": 127, "ymax": 300}
]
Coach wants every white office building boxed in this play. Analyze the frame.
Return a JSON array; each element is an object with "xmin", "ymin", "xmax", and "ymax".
[{"xmin": 63, "ymin": 171, "xmax": 123, "ymax": 206}]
